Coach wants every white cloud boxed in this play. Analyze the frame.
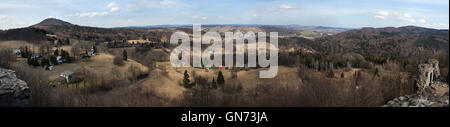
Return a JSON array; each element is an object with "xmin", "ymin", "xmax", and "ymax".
[
  {"xmin": 399, "ymin": 13, "xmax": 415, "ymax": 23},
  {"xmin": 107, "ymin": 2, "xmax": 117, "ymax": 8},
  {"xmin": 68, "ymin": 12, "xmax": 109, "ymax": 18},
  {"xmin": 419, "ymin": 19, "xmax": 426, "ymax": 23},
  {"xmin": 160, "ymin": 0, "xmax": 178, "ymax": 6},
  {"xmin": 110, "ymin": 7, "xmax": 119, "ymax": 12},
  {"xmin": 0, "ymin": 15, "xmax": 13, "ymax": 20},
  {"xmin": 423, "ymin": 23, "xmax": 449, "ymax": 29},
  {"xmin": 374, "ymin": 10, "xmax": 417, "ymax": 23},
  {"xmin": 278, "ymin": 4, "xmax": 296, "ymax": 12},
  {"xmin": 142, "ymin": 0, "xmax": 183, "ymax": 8},
  {"xmin": 374, "ymin": 11, "xmax": 389, "ymax": 19},
  {"xmin": 279, "ymin": 5, "xmax": 293, "ymax": 9},
  {"xmin": 201, "ymin": 17, "xmax": 207, "ymax": 20},
  {"xmin": 127, "ymin": 4, "xmax": 136, "ymax": 8},
  {"xmin": 107, "ymin": 1, "xmax": 119, "ymax": 12}
]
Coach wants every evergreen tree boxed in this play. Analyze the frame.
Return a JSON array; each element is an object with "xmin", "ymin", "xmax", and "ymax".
[
  {"xmin": 40, "ymin": 58, "xmax": 50, "ymax": 67},
  {"xmin": 217, "ymin": 71, "xmax": 224, "ymax": 85},
  {"xmin": 50, "ymin": 56, "xmax": 58, "ymax": 65},
  {"xmin": 142, "ymin": 35, "xmax": 147, "ymax": 40},
  {"xmin": 123, "ymin": 50, "xmax": 128, "ymax": 61},
  {"xmin": 211, "ymin": 77, "xmax": 217, "ymax": 89},
  {"xmin": 54, "ymin": 50, "xmax": 59, "ymax": 56},
  {"xmin": 27, "ymin": 57, "xmax": 32, "ymax": 65},
  {"xmin": 22, "ymin": 46, "xmax": 29, "ymax": 58},
  {"xmin": 374, "ymin": 68, "xmax": 380, "ymax": 77},
  {"xmin": 93, "ymin": 45, "xmax": 97, "ymax": 53},
  {"xmin": 341, "ymin": 72, "xmax": 345, "ymax": 78},
  {"xmin": 183, "ymin": 70, "xmax": 190, "ymax": 88},
  {"xmin": 32, "ymin": 58, "xmax": 40, "ymax": 66},
  {"xmin": 447, "ymin": 71, "xmax": 449, "ymax": 83},
  {"xmin": 65, "ymin": 38, "xmax": 70, "ymax": 45}
]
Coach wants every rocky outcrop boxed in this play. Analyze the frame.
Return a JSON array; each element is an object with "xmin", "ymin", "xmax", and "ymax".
[
  {"xmin": 0, "ymin": 68, "xmax": 30, "ymax": 107},
  {"xmin": 383, "ymin": 59, "xmax": 449, "ymax": 107},
  {"xmin": 415, "ymin": 59, "xmax": 440, "ymax": 92},
  {"xmin": 383, "ymin": 82, "xmax": 448, "ymax": 107}
]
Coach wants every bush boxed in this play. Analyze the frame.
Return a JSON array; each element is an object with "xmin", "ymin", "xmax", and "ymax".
[
  {"xmin": 183, "ymin": 70, "xmax": 191, "ymax": 88},
  {"xmin": 123, "ymin": 50, "xmax": 128, "ymax": 61},
  {"xmin": 217, "ymin": 71, "xmax": 224, "ymax": 85}
]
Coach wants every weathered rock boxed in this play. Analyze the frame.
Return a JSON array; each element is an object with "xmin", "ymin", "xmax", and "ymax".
[
  {"xmin": 384, "ymin": 59, "xmax": 449, "ymax": 107},
  {"xmin": 0, "ymin": 68, "xmax": 30, "ymax": 107}
]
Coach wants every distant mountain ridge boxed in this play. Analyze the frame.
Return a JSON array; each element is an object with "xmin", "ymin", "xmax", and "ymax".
[
  {"xmin": 1, "ymin": 18, "xmax": 448, "ymax": 58},
  {"xmin": 33, "ymin": 18, "xmax": 73, "ymax": 27}
]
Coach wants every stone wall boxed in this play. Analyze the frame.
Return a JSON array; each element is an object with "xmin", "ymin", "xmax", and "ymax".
[
  {"xmin": 415, "ymin": 59, "xmax": 440, "ymax": 93},
  {"xmin": 0, "ymin": 68, "xmax": 30, "ymax": 107}
]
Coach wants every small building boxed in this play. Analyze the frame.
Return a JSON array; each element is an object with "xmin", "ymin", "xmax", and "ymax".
[
  {"xmin": 31, "ymin": 53, "xmax": 41, "ymax": 58},
  {"xmin": 60, "ymin": 71, "xmax": 74, "ymax": 83},
  {"xmin": 57, "ymin": 59, "xmax": 65, "ymax": 64},
  {"xmin": 13, "ymin": 49, "xmax": 21, "ymax": 55},
  {"xmin": 90, "ymin": 49, "xmax": 96, "ymax": 56},
  {"xmin": 56, "ymin": 56, "xmax": 65, "ymax": 63},
  {"xmin": 80, "ymin": 53, "xmax": 89, "ymax": 58}
]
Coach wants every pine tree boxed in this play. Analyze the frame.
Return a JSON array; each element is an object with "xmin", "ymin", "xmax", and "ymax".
[
  {"xmin": 123, "ymin": 50, "xmax": 128, "ymax": 61},
  {"xmin": 142, "ymin": 35, "xmax": 147, "ymax": 40},
  {"xmin": 65, "ymin": 38, "xmax": 70, "ymax": 45},
  {"xmin": 27, "ymin": 57, "xmax": 32, "ymax": 65},
  {"xmin": 40, "ymin": 58, "xmax": 49, "ymax": 67},
  {"xmin": 183, "ymin": 70, "xmax": 190, "ymax": 88},
  {"xmin": 211, "ymin": 77, "xmax": 217, "ymax": 89},
  {"xmin": 32, "ymin": 58, "xmax": 40, "ymax": 66},
  {"xmin": 447, "ymin": 71, "xmax": 449, "ymax": 83},
  {"xmin": 50, "ymin": 56, "xmax": 58, "ymax": 65},
  {"xmin": 93, "ymin": 45, "xmax": 97, "ymax": 53},
  {"xmin": 374, "ymin": 68, "xmax": 380, "ymax": 77},
  {"xmin": 54, "ymin": 49, "xmax": 59, "ymax": 56},
  {"xmin": 217, "ymin": 71, "xmax": 224, "ymax": 85}
]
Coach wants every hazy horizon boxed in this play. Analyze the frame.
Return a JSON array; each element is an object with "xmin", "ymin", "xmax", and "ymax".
[{"xmin": 1, "ymin": 0, "xmax": 449, "ymax": 30}]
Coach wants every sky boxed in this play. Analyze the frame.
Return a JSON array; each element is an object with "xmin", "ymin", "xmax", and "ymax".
[{"xmin": 0, "ymin": 0, "xmax": 449, "ymax": 30}]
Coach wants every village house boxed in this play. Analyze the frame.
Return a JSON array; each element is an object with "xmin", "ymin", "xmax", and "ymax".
[
  {"xmin": 56, "ymin": 56, "xmax": 65, "ymax": 63},
  {"xmin": 60, "ymin": 71, "xmax": 74, "ymax": 83},
  {"xmin": 31, "ymin": 53, "xmax": 41, "ymax": 58},
  {"xmin": 13, "ymin": 49, "xmax": 21, "ymax": 55},
  {"xmin": 80, "ymin": 53, "xmax": 89, "ymax": 58}
]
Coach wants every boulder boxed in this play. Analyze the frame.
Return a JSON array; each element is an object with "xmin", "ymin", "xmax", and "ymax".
[{"xmin": 0, "ymin": 68, "xmax": 30, "ymax": 107}]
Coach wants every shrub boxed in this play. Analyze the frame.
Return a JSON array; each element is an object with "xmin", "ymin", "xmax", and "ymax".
[
  {"xmin": 217, "ymin": 71, "xmax": 224, "ymax": 85},
  {"xmin": 183, "ymin": 70, "xmax": 191, "ymax": 88}
]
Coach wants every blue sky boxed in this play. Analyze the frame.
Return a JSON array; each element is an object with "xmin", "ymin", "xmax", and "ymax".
[{"xmin": 0, "ymin": 0, "xmax": 448, "ymax": 30}]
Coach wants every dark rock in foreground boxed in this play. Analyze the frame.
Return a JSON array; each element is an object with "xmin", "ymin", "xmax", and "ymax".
[
  {"xmin": 383, "ymin": 81, "xmax": 449, "ymax": 107},
  {"xmin": 0, "ymin": 68, "xmax": 30, "ymax": 107}
]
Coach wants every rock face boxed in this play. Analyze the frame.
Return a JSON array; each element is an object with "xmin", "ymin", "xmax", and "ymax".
[
  {"xmin": 0, "ymin": 68, "xmax": 30, "ymax": 107},
  {"xmin": 383, "ymin": 82, "xmax": 449, "ymax": 107}
]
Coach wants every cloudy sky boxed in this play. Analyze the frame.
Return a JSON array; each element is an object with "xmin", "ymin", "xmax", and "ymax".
[{"xmin": 0, "ymin": 0, "xmax": 448, "ymax": 30}]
